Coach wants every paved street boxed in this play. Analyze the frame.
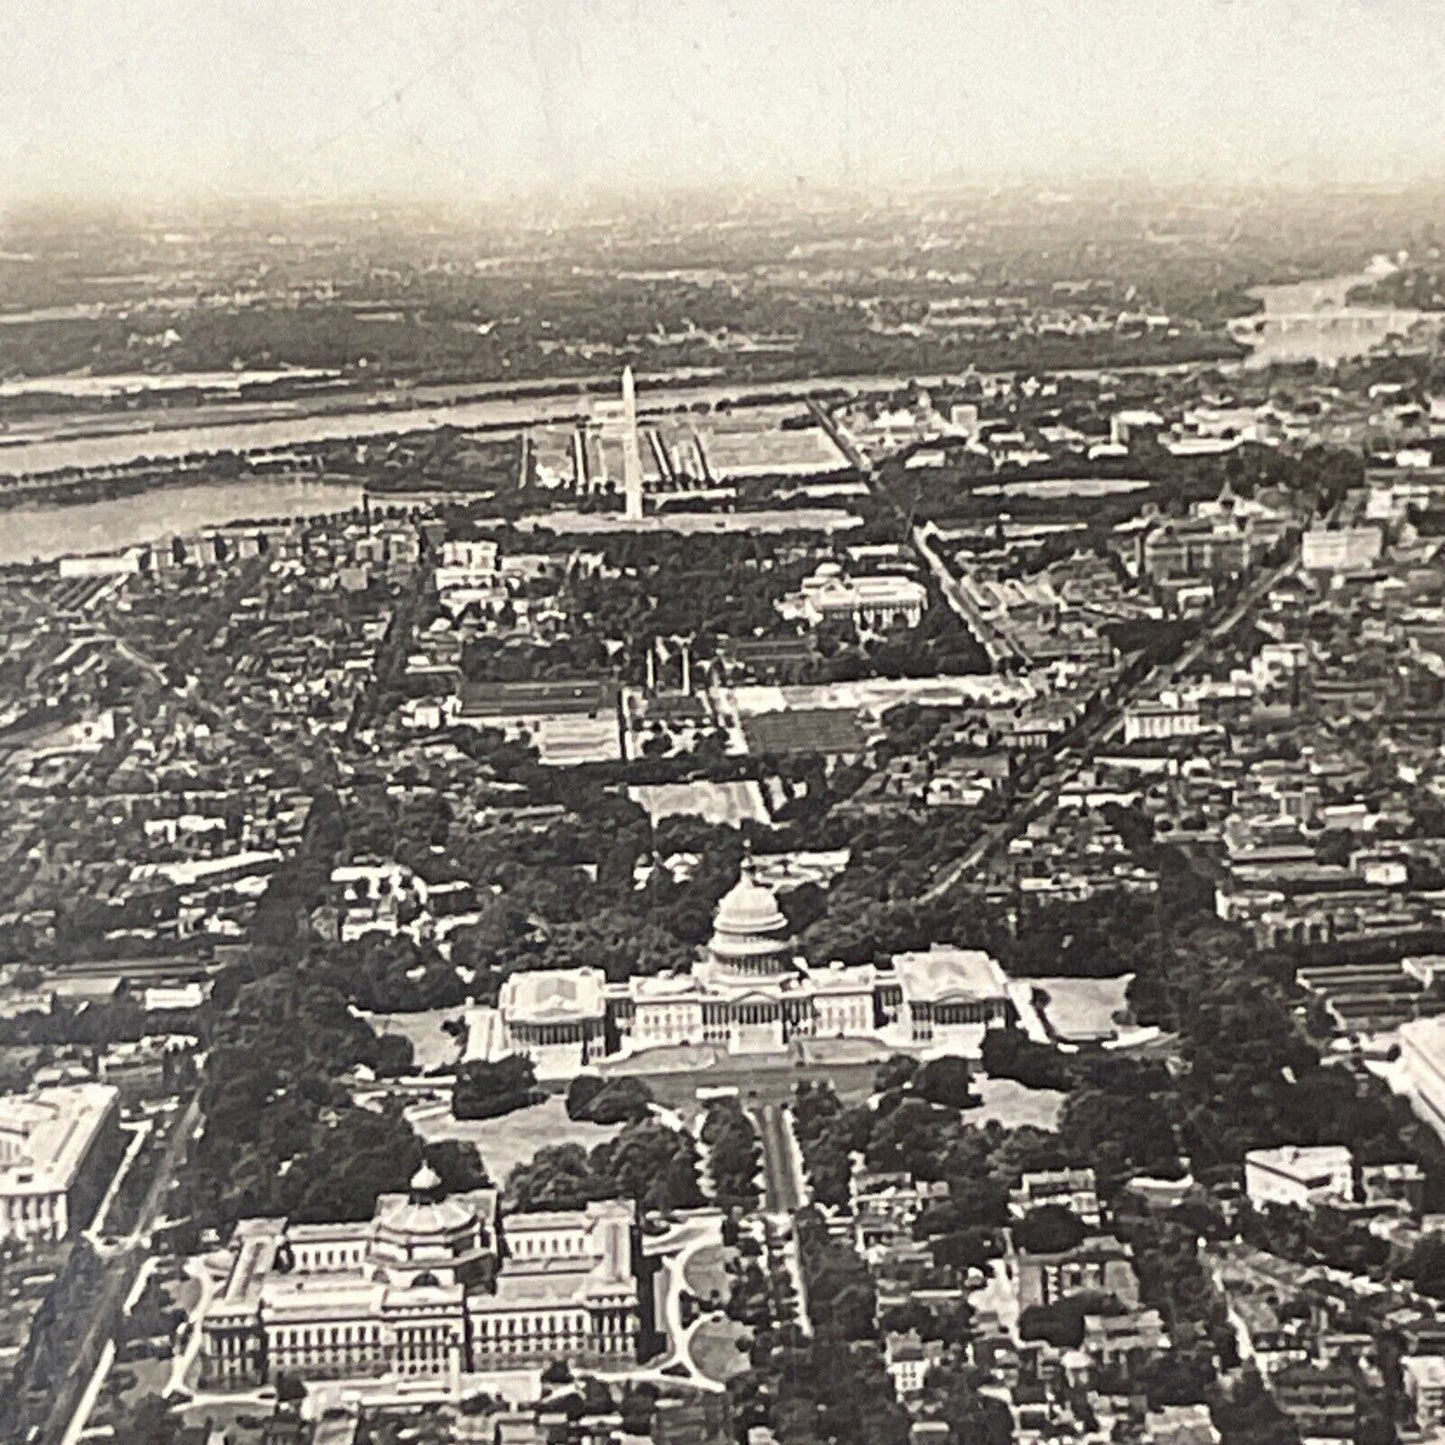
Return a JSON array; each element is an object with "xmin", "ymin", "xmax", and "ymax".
[
  {"xmin": 919, "ymin": 551, "xmax": 1303, "ymax": 902},
  {"xmin": 43, "ymin": 1094, "xmax": 201, "ymax": 1445},
  {"xmin": 753, "ymin": 1104, "xmax": 806, "ymax": 1213}
]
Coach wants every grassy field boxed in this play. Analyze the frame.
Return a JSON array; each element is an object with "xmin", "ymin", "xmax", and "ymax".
[
  {"xmin": 689, "ymin": 1319, "xmax": 750, "ymax": 1384},
  {"xmin": 409, "ymin": 1096, "xmax": 623, "ymax": 1184},
  {"xmin": 111, "ymin": 1354, "xmax": 169, "ymax": 1411},
  {"xmin": 682, "ymin": 1244, "xmax": 732, "ymax": 1303},
  {"xmin": 609, "ymin": 1053, "xmax": 883, "ymax": 1111},
  {"xmin": 682, "ymin": 1240, "xmax": 750, "ymax": 1387},
  {"xmin": 628, "ymin": 779, "xmax": 770, "ymax": 827},
  {"xmin": 1032, "ymin": 975, "xmax": 1133, "ymax": 1041},
  {"xmin": 965, "ymin": 1076, "xmax": 1066, "ymax": 1130},
  {"xmin": 360, "ymin": 1009, "xmax": 464, "ymax": 1073}
]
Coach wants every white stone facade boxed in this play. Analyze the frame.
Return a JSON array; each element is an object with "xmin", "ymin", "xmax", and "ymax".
[
  {"xmin": 475, "ymin": 871, "xmax": 1014, "ymax": 1074},
  {"xmin": 201, "ymin": 1168, "xmax": 640, "ymax": 1389}
]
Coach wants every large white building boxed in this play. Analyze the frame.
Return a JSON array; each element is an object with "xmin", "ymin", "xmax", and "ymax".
[
  {"xmin": 1243, "ymin": 1145, "xmax": 1353, "ymax": 1210},
  {"xmin": 1300, "ymin": 524, "xmax": 1383, "ymax": 573},
  {"xmin": 0, "ymin": 1083, "xmax": 122, "ymax": 1245},
  {"xmin": 434, "ymin": 539, "xmax": 501, "ymax": 591},
  {"xmin": 469, "ymin": 870, "xmax": 1014, "ymax": 1078},
  {"xmin": 201, "ymin": 1166, "xmax": 641, "ymax": 1390},
  {"xmin": 780, "ymin": 563, "xmax": 928, "ymax": 633},
  {"xmin": 1401, "ymin": 1015, "xmax": 1445, "ymax": 1142},
  {"xmin": 493, "ymin": 969, "xmax": 611, "ymax": 1079},
  {"xmin": 1123, "ymin": 693, "xmax": 1203, "ymax": 745}
]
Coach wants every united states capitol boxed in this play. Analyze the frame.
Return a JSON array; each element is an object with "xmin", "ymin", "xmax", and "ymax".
[{"xmin": 466, "ymin": 866, "xmax": 1017, "ymax": 1079}]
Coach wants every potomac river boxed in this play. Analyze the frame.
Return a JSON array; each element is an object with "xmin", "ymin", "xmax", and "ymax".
[{"xmin": 4, "ymin": 477, "xmax": 365, "ymax": 567}]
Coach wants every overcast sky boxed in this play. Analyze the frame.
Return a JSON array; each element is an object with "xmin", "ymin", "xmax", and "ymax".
[{"xmin": 6, "ymin": 0, "xmax": 1445, "ymax": 202}]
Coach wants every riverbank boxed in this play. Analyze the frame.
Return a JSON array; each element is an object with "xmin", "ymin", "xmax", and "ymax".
[
  {"xmin": 0, "ymin": 360, "xmax": 1225, "ymax": 483},
  {"xmin": 1, "ymin": 476, "xmax": 365, "ymax": 567}
]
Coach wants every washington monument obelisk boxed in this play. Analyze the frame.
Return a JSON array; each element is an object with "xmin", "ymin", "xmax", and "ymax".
[{"xmin": 621, "ymin": 365, "xmax": 644, "ymax": 521}]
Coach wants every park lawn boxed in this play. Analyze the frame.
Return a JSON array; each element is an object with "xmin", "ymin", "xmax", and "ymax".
[
  {"xmin": 688, "ymin": 1317, "xmax": 750, "ymax": 1384},
  {"xmin": 410, "ymin": 1095, "xmax": 623, "ymax": 1184},
  {"xmin": 1032, "ymin": 975, "xmax": 1133, "ymax": 1040},
  {"xmin": 628, "ymin": 780, "xmax": 770, "ymax": 828},
  {"xmin": 110, "ymin": 1354, "xmax": 171, "ymax": 1410},
  {"xmin": 359, "ymin": 1008, "xmax": 464, "ymax": 1073},
  {"xmin": 966, "ymin": 1076, "xmax": 1065, "ymax": 1131},
  {"xmin": 179, "ymin": 1401, "xmax": 270, "ymax": 1443},
  {"xmin": 613, "ymin": 1053, "xmax": 881, "ymax": 1111},
  {"xmin": 682, "ymin": 1243, "xmax": 733, "ymax": 1302}
]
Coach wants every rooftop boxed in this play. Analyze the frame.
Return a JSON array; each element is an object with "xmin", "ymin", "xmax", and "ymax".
[
  {"xmin": 1403, "ymin": 1354, "xmax": 1445, "ymax": 1388},
  {"xmin": 499, "ymin": 967, "xmax": 608, "ymax": 1024},
  {"xmin": 460, "ymin": 677, "xmax": 619, "ymax": 719},
  {"xmin": 0, "ymin": 1083, "xmax": 119, "ymax": 1197},
  {"xmin": 739, "ymin": 707, "xmax": 867, "ymax": 757},
  {"xmin": 1244, "ymin": 1144, "xmax": 1353, "ymax": 1184},
  {"xmin": 890, "ymin": 946, "xmax": 1009, "ymax": 1006}
]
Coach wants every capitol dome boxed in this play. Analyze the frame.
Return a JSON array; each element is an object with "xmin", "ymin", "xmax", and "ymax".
[
  {"xmin": 707, "ymin": 867, "xmax": 795, "ymax": 975},
  {"xmin": 714, "ymin": 875, "xmax": 789, "ymax": 939},
  {"xmin": 374, "ymin": 1191, "xmax": 477, "ymax": 1241}
]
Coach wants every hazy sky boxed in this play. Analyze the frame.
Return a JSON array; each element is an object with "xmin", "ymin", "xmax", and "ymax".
[{"xmin": 6, "ymin": 0, "xmax": 1445, "ymax": 202}]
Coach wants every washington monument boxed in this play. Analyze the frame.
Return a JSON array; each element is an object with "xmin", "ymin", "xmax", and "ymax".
[{"xmin": 621, "ymin": 365, "xmax": 644, "ymax": 522}]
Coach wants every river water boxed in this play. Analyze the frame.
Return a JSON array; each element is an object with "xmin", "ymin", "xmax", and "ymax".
[
  {"xmin": 6, "ymin": 477, "xmax": 363, "ymax": 567},
  {"xmin": 1232, "ymin": 264, "xmax": 1423, "ymax": 368},
  {"xmin": 6, "ymin": 274, "xmax": 1416, "ymax": 565},
  {"xmin": 0, "ymin": 363, "xmax": 1203, "ymax": 485}
]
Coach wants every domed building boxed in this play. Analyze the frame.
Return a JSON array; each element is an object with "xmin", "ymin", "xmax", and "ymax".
[
  {"xmin": 473, "ymin": 864, "xmax": 1016, "ymax": 1074},
  {"xmin": 368, "ymin": 1163, "xmax": 495, "ymax": 1291},
  {"xmin": 200, "ymin": 1164, "xmax": 641, "ymax": 1391},
  {"xmin": 702, "ymin": 872, "xmax": 794, "ymax": 976}
]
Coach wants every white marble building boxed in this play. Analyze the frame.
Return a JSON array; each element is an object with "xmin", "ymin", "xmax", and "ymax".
[
  {"xmin": 200, "ymin": 1166, "xmax": 641, "ymax": 1388},
  {"xmin": 468, "ymin": 869, "xmax": 1015, "ymax": 1078}
]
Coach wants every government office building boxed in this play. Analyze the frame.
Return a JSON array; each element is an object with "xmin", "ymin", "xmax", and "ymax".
[{"xmin": 200, "ymin": 1166, "xmax": 643, "ymax": 1388}]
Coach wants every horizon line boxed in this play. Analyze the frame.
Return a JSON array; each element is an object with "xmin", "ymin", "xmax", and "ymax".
[{"xmin": 9, "ymin": 170, "xmax": 1445, "ymax": 221}]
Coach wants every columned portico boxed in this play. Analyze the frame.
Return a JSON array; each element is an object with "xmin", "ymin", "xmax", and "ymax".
[{"xmin": 729, "ymin": 996, "xmax": 785, "ymax": 1052}]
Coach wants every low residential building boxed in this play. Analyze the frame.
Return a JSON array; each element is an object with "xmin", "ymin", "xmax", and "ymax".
[
  {"xmin": 1010, "ymin": 1169, "xmax": 1101, "ymax": 1227},
  {"xmin": 99, "ymin": 1035, "xmax": 200, "ymax": 1100},
  {"xmin": 1080, "ymin": 1306, "xmax": 1168, "ymax": 1371},
  {"xmin": 1361, "ymin": 1160, "xmax": 1426, "ymax": 1213},
  {"xmin": 1144, "ymin": 1403, "xmax": 1221, "ymax": 1445},
  {"xmin": 1270, "ymin": 1362, "xmax": 1357, "ymax": 1439},
  {"xmin": 1403, "ymin": 1354, "xmax": 1445, "ymax": 1429},
  {"xmin": 853, "ymin": 1168, "xmax": 950, "ymax": 1255},
  {"xmin": 884, "ymin": 1330, "xmax": 943, "ymax": 1396},
  {"xmin": 435, "ymin": 539, "xmax": 500, "ymax": 587},
  {"xmin": 1014, "ymin": 1236, "xmax": 1140, "ymax": 1311}
]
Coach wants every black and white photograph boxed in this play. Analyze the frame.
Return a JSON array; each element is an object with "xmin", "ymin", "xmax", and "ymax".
[{"xmin": 3, "ymin": 3, "xmax": 1445, "ymax": 1442}]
